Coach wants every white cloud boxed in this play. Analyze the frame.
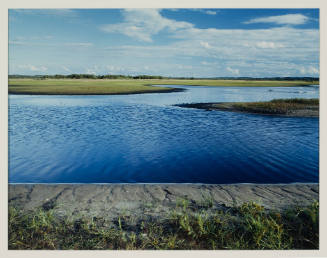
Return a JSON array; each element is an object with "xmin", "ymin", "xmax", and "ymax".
[
  {"xmin": 200, "ymin": 41, "xmax": 211, "ymax": 49},
  {"xmin": 64, "ymin": 42, "xmax": 93, "ymax": 47},
  {"xmin": 310, "ymin": 66, "xmax": 319, "ymax": 74},
  {"xmin": 9, "ymin": 40, "xmax": 26, "ymax": 45},
  {"xmin": 10, "ymin": 9, "xmax": 318, "ymax": 77},
  {"xmin": 12, "ymin": 9, "xmax": 77, "ymax": 17},
  {"xmin": 86, "ymin": 69, "xmax": 96, "ymax": 75},
  {"xmin": 106, "ymin": 65, "xmax": 126, "ymax": 73},
  {"xmin": 99, "ymin": 10, "xmax": 318, "ymax": 75},
  {"xmin": 255, "ymin": 41, "xmax": 284, "ymax": 49},
  {"xmin": 14, "ymin": 35, "xmax": 54, "ymax": 41},
  {"xmin": 18, "ymin": 64, "xmax": 48, "ymax": 72},
  {"xmin": 9, "ymin": 40, "xmax": 93, "ymax": 48},
  {"xmin": 244, "ymin": 14, "xmax": 309, "ymax": 25},
  {"xmin": 299, "ymin": 66, "xmax": 319, "ymax": 75},
  {"xmin": 177, "ymin": 64, "xmax": 193, "ymax": 70},
  {"xmin": 106, "ymin": 65, "xmax": 115, "ymax": 71},
  {"xmin": 86, "ymin": 65, "xmax": 100, "ymax": 75},
  {"xmin": 226, "ymin": 67, "xmax": 240, "ymax": 75},
  {"xmin": 100, "ymin": 24, "xmax": 318, "ymax": 76},
  {"xmin": 205, "ymin": 10, "xmax": 217, "ymax": 15},
  {"xmin": 189, "ymin": 9, "xmax": 218, "ymax": 15},
  {"xmin": 62, "ymin": 66, "xmax": 71, "ymax": 73},
  {"xmin": 169, "ymin": 9, "xmax": 217, "ymax": 15},
  {"xmin": 14, "ymin": 36, "xmax": 25, "ymax": 40},
  {"xmin": 100, "ymin": 9, "xmax": 193, "ymax": 42},
  {"xmin": 100, "ymin": 22, "xmax": 318, "ymax": 76}
]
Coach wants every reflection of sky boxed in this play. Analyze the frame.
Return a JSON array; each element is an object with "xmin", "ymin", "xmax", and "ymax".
[
  {"xmin": 9, "ymin": 85, "xmax": 319, "ymax": 108},
  {"xmin": 9, "ymin": 85, "xmax": 319, "ymax": 183}
]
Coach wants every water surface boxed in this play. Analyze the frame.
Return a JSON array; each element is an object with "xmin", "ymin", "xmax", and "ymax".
[{"xmin": 9, "ymin": 85, "xmax": 319, "ymax": 184}]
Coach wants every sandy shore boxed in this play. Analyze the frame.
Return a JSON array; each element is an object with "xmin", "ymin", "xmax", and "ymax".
[{"xmin": 9, "ymin": 183, "xmax": 319, "ymax": 223}]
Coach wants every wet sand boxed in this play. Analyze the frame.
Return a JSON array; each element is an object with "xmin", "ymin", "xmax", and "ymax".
[{"xmin": 9, "ymin": 183, "xmax": 319, "ymax": 222}]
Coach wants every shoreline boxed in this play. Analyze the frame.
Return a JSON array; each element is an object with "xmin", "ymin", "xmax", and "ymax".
[
  {"xmin": 9, "ymin": 183, "xmax": 319, "ymax": 249},
  {"xmin": 8, "ymin": 87, "xmax": 185, "ymax": 96},
  {"xmin": 9, "ymin": 181, "xmax": 319, "ymax": 185},
  {"xmin": 9, "ymin": 183, "xmax": 319, "ymax": 222}
]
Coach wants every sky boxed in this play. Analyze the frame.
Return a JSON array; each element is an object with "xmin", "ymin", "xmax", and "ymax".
[{"xmin": 8, "ymin": 8, "xmax": 319, "ymax": 77}]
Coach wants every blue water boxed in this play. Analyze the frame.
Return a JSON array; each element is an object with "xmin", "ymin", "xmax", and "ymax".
[{"xmin": 9, "ymin": 85, "xmax": 319, "ymax": 184}]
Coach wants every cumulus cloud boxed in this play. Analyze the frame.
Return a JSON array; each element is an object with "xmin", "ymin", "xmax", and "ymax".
[
  {"xmin": 99, "ymin": 10, "xmax": 318, "ymax": 74},
  {"xmin": 101, "ymin": 22, "xmax": 318, "ymax": 76},
  {"xmin": 243, "ymin": 14, "xmax": 309, "ymax": 25},
  {"xmin": 11, "ymin": 9, "xmax": 318, "ymax": 77},
  {"xmin": 100, "ymin": 9, "xmax": 193, "ymax": 42}
]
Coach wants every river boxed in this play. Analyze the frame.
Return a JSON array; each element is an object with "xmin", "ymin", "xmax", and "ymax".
[{"xmin": 9, "ymin": 85, "xmax": 319, "ymax": 184}]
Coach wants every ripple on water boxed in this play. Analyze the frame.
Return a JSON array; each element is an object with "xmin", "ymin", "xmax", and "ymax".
[{"xmin": 9, "ymin": 86, "xmax": 319, "ymax": 183}]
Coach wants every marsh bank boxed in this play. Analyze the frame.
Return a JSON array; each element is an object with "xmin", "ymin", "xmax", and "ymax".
[
  {"xmin": 176, "ymin": 98, "xmax": 319, "ymax": 117},
  {"xmin": 8, "ymin": 78, "xmax": 318, "ymax": 95}
]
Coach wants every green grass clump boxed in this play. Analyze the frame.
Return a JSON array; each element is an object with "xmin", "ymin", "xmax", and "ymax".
[
  {"xmin": 282, "ymin": 201, "xmax": 319, "ymax": 249},
  {"xmin": 233, "ymin": 98, "xmax": 319, "ymax": 115},
  {"xmin": 8, "ymin": 200, "xmax": 319, "ymax": 250},
  {"xmin": 270, "ymin": 98, "xmax": 319, "ymax": 105}
]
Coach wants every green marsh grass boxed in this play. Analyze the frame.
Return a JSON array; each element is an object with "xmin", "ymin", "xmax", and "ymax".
[
  {"xmin": 9, "ymin": 200, "xmax": 319, "ymax": 250},
  {"xmin": 232, "ymin": 98, "xmax": 319, "ymax": 115},
  {"xmin": 8, "ymin": 79, "xmax": 318, "ymax": 95}
]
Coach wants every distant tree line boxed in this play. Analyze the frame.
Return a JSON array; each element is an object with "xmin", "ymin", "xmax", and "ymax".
[
  {"xmin": 8, "ymin": 74, "xmax": 166, "ymax": 80},
  {"xmin": 8, "ymin": 74, "xmax": 319, "ymax": 82},
  {"xmin": 210, "ymin": 77, "xmax": 319, "ymax": 82}
]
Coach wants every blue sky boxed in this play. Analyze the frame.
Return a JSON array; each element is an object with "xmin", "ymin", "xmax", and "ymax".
[{"xmin": 9, "ymin": 8, "xmax": 319, "ymax": 77}]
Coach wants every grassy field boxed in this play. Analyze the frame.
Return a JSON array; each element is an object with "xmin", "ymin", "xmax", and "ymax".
[
  {"xmin": 9, "ymin": 200, "xmax": 318, "ymax": 250},
  {"xmin": 178, "ymin": 98, "xmax": 319, "ymax": 117},
  {"xmin": 8, "ymin": 79, "xmax": 319, "ymax": 95}
]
